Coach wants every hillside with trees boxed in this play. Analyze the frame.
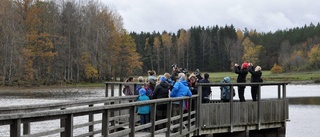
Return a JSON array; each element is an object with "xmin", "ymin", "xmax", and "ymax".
[
  {"xmin": 133, "ymin": 24, "xmax": 320, "ymax": 74},
  {"xmin": 1, "ymin": 0, "xmax": 320, "ymax": 86},
  {"xmin": 0, "ymin": 0, "xmax": 141, "ymax": 85}
]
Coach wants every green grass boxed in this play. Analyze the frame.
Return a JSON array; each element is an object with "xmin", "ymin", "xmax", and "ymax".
[
  {"xmin": 61, "ymin": 70, "xmax": 320, "ymax": 87},
  {"xmin": 207, "ymin": 71, "xmax": 320, "ymax": 83}
]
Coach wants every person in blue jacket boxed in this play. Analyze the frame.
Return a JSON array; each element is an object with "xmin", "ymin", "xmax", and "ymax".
[
  {"xmin": 169, "ymin": 73, "xmax": 192, "ymax": 132},
  {"xmin": 137, "ymin": 88, "xmax": 150, "ymax": 131}
]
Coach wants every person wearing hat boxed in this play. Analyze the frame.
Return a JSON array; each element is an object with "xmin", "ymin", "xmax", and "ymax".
[
  {"xmin": 151, "ymin": 76, "xmax": 170, "ymax": 129},
  {"xmin": 220, "ymin": 76, "xmax": 235, "ymax": 102},
  {"xmin": 137, "ymin": 88, "xmax": 151, "ymax": 131},
  {"xmin": 234, "ymin": 62, "xmax": 248, "ymax": 102}
]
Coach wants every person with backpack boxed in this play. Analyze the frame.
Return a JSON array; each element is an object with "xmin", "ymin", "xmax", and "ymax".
[
  {"xmin": 248, "ymin": 63, "xmax": 263, "ymax": 101},
  {"xmin": 123, "ymin": 76, "xmax": 134, "ymax": 96},
  {"xmin": 234, "ymin": 62, "xmax": 248, "ymax": 102},
  {"xmin": 220, "ymin": 76, "xmax": 235, "ymax": 102}
]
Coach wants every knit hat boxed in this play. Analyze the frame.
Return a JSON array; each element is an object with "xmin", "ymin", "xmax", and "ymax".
[
  {"xmin": 139, "ymin": 88, "xmax": 146, "ymax": 95},
  {"xmin": 223, "ymin": 76, "xmax": 231, "ymax": 83},
  {"xmin": 160, "ymin": 76, "xmax": 166, "ymax": 83},
  {"xmin": 242, "ymin": 62, "xmax": 248, "ymax": 69},
  {"xmin": 189, "ymin": 73, "xmax": 196, "ymax": 79}
]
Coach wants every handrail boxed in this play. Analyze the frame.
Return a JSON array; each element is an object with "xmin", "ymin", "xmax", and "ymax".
[
  {"xmin": 1, "ymin": 82, "xmax": 288, "ymax": 114},
  {"xmin": 0, "ymin": 95, "xmax": 198, "ymax": 137},
  {"xmin": 196, "ymin": 82, "xmax": 289, "ymax": 86},
  {"xmin": 104, "ymin": 81, "xmax": 289, "ymax": 86},
  {"xmin": 0, "ymin": 96, "xmax": 138, "ymax": 114},
  {"xmin": 0, "ymin": 96, "xmax": 197, "ymax": 120}
]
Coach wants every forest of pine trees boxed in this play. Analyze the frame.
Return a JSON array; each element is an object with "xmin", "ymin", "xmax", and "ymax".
[
  {"xmin": 1, "ymin": 0, "xmax": 320, "ymax": 86},
  {"xmin": 133, "ymin": 24, "xmax": 320, "ymax": 74}
]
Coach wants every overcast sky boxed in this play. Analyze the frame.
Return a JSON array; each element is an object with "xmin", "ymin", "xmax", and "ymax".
[{"xmin": 103, "ymin": 0, "xmax": 320, "ymax": 33}]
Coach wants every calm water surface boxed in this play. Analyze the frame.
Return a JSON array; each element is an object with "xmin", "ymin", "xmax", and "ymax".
[{"xmin": 0, "ymin": 84, "xmax": 319, "ymax": 137}]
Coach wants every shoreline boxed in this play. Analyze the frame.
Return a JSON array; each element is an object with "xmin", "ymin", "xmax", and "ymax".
[
  {"xmin": 0, "ymin": 86, "xmax": 104, "ymax": 97},
  {"xmin": 0, "ymin": 81, "xmax": 318, "ymax": 97}
]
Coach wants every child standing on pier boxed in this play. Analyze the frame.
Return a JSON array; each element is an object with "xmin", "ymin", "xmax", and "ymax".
[{"xmin": 137, "ymin": 88, "xmax": 151, "ymax": 131}]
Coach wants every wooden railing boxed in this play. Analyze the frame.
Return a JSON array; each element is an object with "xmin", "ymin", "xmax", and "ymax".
[
  {"xmin": 0, "ymin": 93, "xmax": 197, "ymax": 137},
  {"xmin": 0, "ymin": 82, "xmax": 289, "ymax": 137},
  {"xmin": 197, "ymin": 82, "xmax": 289, "ymax": 135}
]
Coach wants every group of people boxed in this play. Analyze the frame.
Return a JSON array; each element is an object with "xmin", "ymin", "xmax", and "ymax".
[
  {"xmin": 123, "ymin": 62, "xmax": 262, "ymax": 131},
  {"xmin": 123, "ymin": 65, "xmax": 212, "ymax": 132}
]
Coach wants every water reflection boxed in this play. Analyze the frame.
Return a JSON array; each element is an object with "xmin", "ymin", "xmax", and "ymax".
[{"xmin": 287, "ymin": 105, "xmax": 320, "ymax": 137}]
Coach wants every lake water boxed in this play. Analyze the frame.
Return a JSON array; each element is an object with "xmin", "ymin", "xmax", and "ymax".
[{"xmin": 0, "ymin": 84, "xmax": 319, "ymax": 137}]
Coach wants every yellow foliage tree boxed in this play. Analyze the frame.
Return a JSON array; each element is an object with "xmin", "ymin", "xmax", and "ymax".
[
  {"xmin": 236, "ymin": 29, "xmax": 244, "ymax": 41},
  {"xmin": 242, "ymin": 37, "xmax": 262, "ymax": 64},
  {"xmin": 271, "ymin": 63, "xmax": 284, "ymax": 73},
  {"xmin": 308, "ymin": 44, "xmax": 320, "ymax": 68},
  {"xmin": 21, "ymin": 49, "xmax": 34, "ymax": 81},
  {"xmin": 18, "ymin": 0, "xmax": 57, "ymax": 82},
  {"xmin": 116, "ymin": 31, "xmax": 142, "ymax": 79},
  {"xmin": 81, "ymin": 52, "xmax": 98, "ymax": 80},
  {"xmin": 289, "ymin": 50, "xmax": 308, "ymax": 71}
]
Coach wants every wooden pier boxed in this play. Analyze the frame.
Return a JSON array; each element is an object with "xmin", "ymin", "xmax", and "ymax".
[{"xmin": 0, "ymin": 82, "xmax": 288, "ymax": 137}]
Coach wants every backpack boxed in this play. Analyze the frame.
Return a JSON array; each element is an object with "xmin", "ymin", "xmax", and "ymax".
[
  {"xmin": 220, "ymin": 77, "xmax": 235, "ymax": 101},
  {"xmin": 135, "ymin": 85, "xmax": 142, "ymax": 95},
  {"xmin": 221, "ymin": 87, "xmax": 235, "ymax": 101},
  {"xmin": 122, "ymin": 86, "xmax": 132, "ymax": 95}
]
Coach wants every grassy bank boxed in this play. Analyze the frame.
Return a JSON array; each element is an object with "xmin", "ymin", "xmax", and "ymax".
[
  {"xmin": 3, "ymin": 71, "xmax": 319, "ymax": 88},
  {"xmin": 72, "ymin": 70, "xmax": 320, "ymax": 86},
  {"xmin": 208, "ymin": 71, "xmax": 320, "ymax": 83}
]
